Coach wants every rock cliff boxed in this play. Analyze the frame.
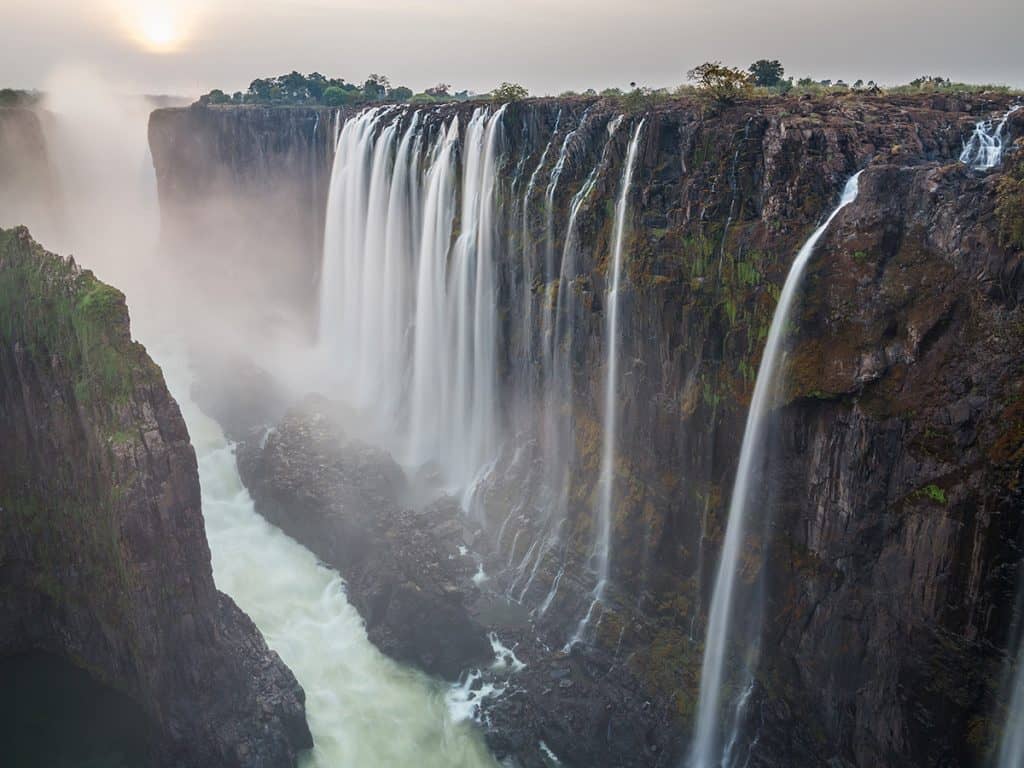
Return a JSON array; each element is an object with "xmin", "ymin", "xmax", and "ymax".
[
  {"xmin": 0, "ymin": 226, "xmax": 312, "ymax": 766},
  {"xmin": 148, "ymin": 104, "xmax": 335, "ymax": 326},
  {"xmin": 149, "ymin": 93, "xmax": 1024, "ymax": 767}
]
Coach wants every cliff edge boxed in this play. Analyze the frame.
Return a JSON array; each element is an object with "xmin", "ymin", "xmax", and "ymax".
[{"xmin": 0, "ymin": 226, "xmax": 313, "ymax": 766}]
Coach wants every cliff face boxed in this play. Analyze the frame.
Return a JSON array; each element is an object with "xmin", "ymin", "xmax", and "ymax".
[
  {"xmin": 0, "ymin": 107, "xmax": 63, "ymax": 235},
  {"xmin": 150, "ymin": 94, "xmax": 1024, "ymax": 767},
  {"xmin": 0, "ymin": 226, "xmax": 312, "ymax": 766},
  {"xmin": 148, "ymin": 105, "xmax": 334, "ymax": 325}
]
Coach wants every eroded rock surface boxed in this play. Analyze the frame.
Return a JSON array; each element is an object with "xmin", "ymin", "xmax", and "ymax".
[{"xmin": 237, "ymin": 396, "xmax": 493, "ymax": 679}]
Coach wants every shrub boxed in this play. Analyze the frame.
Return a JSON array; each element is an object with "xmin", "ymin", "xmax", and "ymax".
[
  {"xmin": 687, "ymin": 62, "xmax": 751, "ymax": 103},
  {"xmin": 491, "ymin": 82, "xmax": 529, "ymax": 103}
]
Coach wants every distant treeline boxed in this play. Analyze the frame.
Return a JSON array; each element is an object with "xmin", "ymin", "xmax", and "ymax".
[
  {"xmin": 197, "ymin": 72, "xmax": 491, "ymax": 107},
  {"xmin": 195, "ymin": 66, "xmax": 1019, "ymax": 110},
  {"xmin": 0, "ymin": 89, "xmax": 41, "ymax": 107}
]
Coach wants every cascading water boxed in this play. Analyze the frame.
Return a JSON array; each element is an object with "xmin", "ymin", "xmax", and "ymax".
[
  {"xmin": 998, "ymin": 639, "xmax": 1024, "ymax": 768},
  {"xmin": 960, "ymin": 105, "xmax": 1020, "ymax": 170},
  {"xmin": 518, "ymin": 115, "xmax": 627, "ymax": 612},
  {"xmin": 688, "ymin": 171, "xmax": 863, "ymax": 767},
  {"xmin": 318, "ymin": 105, "xmax": 506, "ymax": 492},
  {"xmin": 568, "ymin": 118, "xmax": 645, "ymax": 647}
]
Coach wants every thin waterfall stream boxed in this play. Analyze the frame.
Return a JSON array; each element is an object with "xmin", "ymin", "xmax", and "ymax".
[
  {"xmin": 568, "ymin": 118, "xmax": 645, "ymax": 648},
  {"xmin": 688, "ymin": 172, "xmax": 863, "ymax": 768}
]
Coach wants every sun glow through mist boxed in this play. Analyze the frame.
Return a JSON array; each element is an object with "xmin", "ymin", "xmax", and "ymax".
[{"xmin": 115, "ymin": 2, "xmax": 192, "ymax": 54}]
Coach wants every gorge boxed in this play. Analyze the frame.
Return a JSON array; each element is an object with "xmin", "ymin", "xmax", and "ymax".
[{"xmin": 1, "ymin": 85, "xmax": 1023, "ymax": 768}]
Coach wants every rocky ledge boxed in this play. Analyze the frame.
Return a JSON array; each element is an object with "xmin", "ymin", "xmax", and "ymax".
[
  {"xmin": 0, "ymin": 226, "xmax": 312, "ymax": 767},
  {"xmin": 236, "ymin": 396, "xmax": 493, "ymax": 679}
]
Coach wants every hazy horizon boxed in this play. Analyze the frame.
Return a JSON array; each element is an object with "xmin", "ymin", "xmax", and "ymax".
[{"xmin": 2, "ymin": 0, "xmax": 1022, "ymax": 99}]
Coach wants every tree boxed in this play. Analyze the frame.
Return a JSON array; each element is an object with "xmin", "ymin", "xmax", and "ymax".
[
  {"xmin": 688, "ymin": 62, "xmax": 751, "ymax": 103},
  {"xmin": 248, "ymin": 78, "xmax": 273, "ymax": 101},
  {"xmin": 491, "ymin": 82, "xmax": 529, "ymax": 103},
  {"xmin": 323, "ymin": 86, "xmax": 359, "ymax": 107},
  {"xmin": 389, "ymin": 85, "xmax": 413, "ymax": 101},
  {"xmin": 748, "ymin": 59, "xmax": 784, "ymax": 87},
  {"xmin": 363, "ymin": 73, "xmax": 390, "ymax": 100},
  {"xmin": 199, "ymin": 89, "xmax": 231, "ymax": 105},
  {"xmin": 425, "ymin": 83, "xmax": 451, "ymax": 97}
]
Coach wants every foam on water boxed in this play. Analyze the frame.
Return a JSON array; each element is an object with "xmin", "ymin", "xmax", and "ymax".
[{"xmin": 152, "ymin": 342, "xmax": 498, "ymax": 768}]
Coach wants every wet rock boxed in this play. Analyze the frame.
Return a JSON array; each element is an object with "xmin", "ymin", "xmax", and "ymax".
[{"xmin": 237, "ymin": 395, "xmax": 492, "ymax": 679}]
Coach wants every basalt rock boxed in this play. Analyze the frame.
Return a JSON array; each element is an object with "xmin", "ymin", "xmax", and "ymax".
[
  {"xmin": 0, "ymin": 226, "xmax": 312, "ymax": 767},
  {"xmin": 236, "ymin": 395, "xmax": 493, "ymax": 679}
]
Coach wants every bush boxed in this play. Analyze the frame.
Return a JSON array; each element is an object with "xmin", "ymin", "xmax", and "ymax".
[
  {"xmin": 491, "ymin": 82, "xmax": 529, "ymax": 103},
  {"xmin": 688, "ymin": 62, "xmax": 751, "ymax": 103},
  {"xmin": 323, "ymin": 86, "xmax": 359, "ymax": 107}
]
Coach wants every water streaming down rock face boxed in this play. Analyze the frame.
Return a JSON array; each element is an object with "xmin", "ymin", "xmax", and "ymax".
[
  {"xmin": 998, "ymin": 641, "xmax": 1024, "ymax": 768},
  {"xmin": 568, "ymin": 118, "xmax": 645, "ymax": 647},
  {"xmin": 521, "ymin": 114, "xmax": 626, "ymax": 615},
  {"xmin": 319, "ymin": 105, "xmax": 506, "ymax": 491},
  {"xmin": 688, "ymin": 172, "xmax": 863, "ymax": 768},
  {"xmin": 960, "ymin": 105, "xmax": 1021, "ymax": 170}
]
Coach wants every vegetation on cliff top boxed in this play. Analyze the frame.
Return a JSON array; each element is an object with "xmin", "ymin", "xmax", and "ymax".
[
  {"xmin": 0, "ymin": 226, "xmax": 158, "ymax": 407},
  {"xmin": 196, "ymin": 71, "xmax": 532, "ymax": 107}
]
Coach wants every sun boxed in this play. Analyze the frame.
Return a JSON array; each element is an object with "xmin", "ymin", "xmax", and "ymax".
[{"xmin": 113, "ymin": 2, "xmax": 192, "ymax": 54}]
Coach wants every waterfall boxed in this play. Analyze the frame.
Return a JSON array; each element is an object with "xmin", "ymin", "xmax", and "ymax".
[
  {"xmin": 998, "ymin": 640, "xmax": 1024, "ymax": 768},
  {"xmin": 319, "ymin": 105, "xmax": 506, "ymax": 492},
  {"xmin": 567, "ymin": 118, "xmax": 645, "ymax": 648},
  {"xmin": 520, "ymin": 115, "xmax": 626, "ymax": 610},
  {"xmin": 960, "ymin": 105, "xmax": 1020, "ymax": 170},
  {"xmin": 688, "ymin": 171, "xmax": 863, "ymax": 767}
]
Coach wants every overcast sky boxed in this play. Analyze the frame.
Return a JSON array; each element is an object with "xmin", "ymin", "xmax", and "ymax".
[{"xmin": 2, "ymin": 0, "xmax": 1022, "ymax": 97}]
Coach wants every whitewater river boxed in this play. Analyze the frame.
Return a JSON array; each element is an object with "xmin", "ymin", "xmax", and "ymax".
[{"xmin": 152, "ymin": 340, "xmax": 498, "ymax": 768}]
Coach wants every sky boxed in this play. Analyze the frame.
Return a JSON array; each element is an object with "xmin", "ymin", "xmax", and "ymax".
[{"xmin": 1, "ymin": 0, "xmax": 1022, "ymax": 98}]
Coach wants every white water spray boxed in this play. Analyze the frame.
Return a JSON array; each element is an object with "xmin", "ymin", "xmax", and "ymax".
[
  {"xmin": 319, "ymin": 106, "xmax": 506, "ymax": 492},
  {"xmin": 997, "ymin": 641, "xmax": 1024, "ymax": 768},
  {"xmin": 688, "ymin": 172, "xmax": 862, "ymax": 767},
  {"xmin": 567, "ymin": 118, "xmax": 645, "ymax": 648},
  {"xmin": 960, "ymin": 105, "xmax": 1020, "ymax": 170}
]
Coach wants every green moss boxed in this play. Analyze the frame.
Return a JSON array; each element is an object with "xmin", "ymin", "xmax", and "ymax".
[
  {"xmin": 996, "ymin": 153, "xmax": 1024, "ymax": 250},
  {"xmin": 0, "ymin": 226, "xmax": 152, "ymax": 410},
  {"xmin": 917, "ymin": 483, "xmax": 948, "ymax": 505}
]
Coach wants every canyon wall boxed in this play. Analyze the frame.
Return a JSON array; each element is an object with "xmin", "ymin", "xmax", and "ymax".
[
  {"xmin": 148, "ymin": 104, "xmax": 335, "ymax": 326},
  {"xmin": 0, "ymin": 226, "xmax": 312, "ymax": 766},
  {"xmin": 149, "ymin": 94, "xmax": 1024, "ymax": 766}
]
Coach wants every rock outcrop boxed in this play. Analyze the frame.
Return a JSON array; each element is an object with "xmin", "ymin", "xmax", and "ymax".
[
  {"xmin": 237, "ymin": 396, "xmax": 492, "ymax": 679},
  {"xmin": 0, "ymin": 226, "xmax": 312, "ymax": 767}
]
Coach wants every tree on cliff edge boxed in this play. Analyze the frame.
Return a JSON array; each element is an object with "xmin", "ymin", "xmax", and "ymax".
[
  {"xmin": 688, "ymin": 62, "xmax": 751, "ymax": 103},
  {"xmin": 749, "ymin": 59, "xmax": 785, "ymax": 87}
]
